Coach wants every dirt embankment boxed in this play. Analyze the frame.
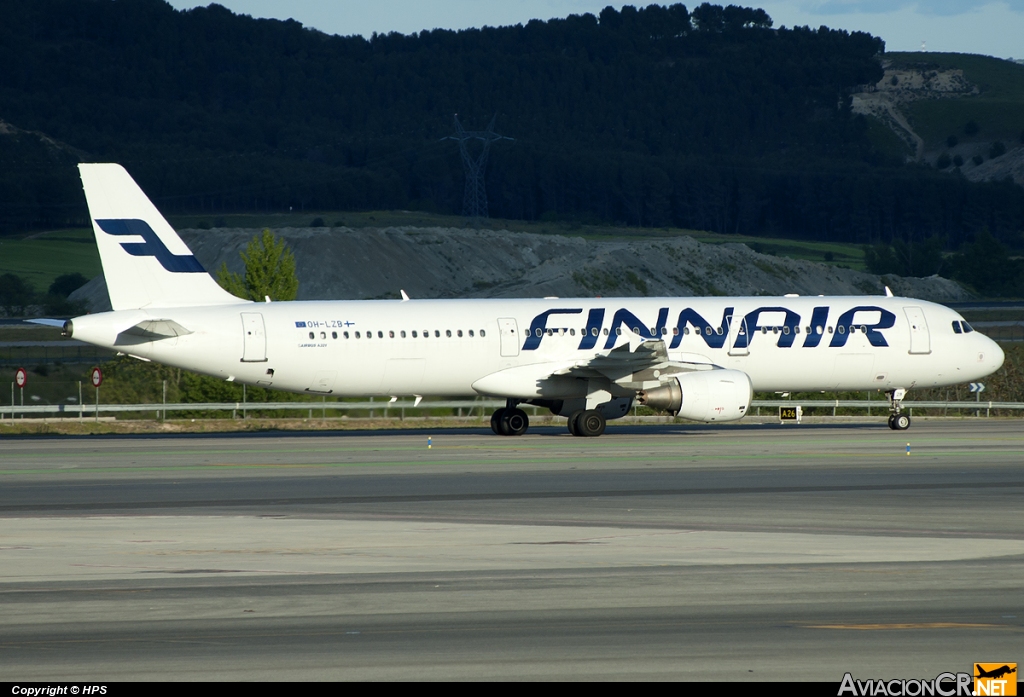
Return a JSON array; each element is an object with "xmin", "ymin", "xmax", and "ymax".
[{"xmin": 71, "ymin": 227, "xmax": 970, "ymax": 312}]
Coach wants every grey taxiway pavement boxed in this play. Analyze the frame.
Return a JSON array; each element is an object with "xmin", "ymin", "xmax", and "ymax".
[{"xmin": 1, "ymin": 420, "xmax": 1021, "ymax": 680}]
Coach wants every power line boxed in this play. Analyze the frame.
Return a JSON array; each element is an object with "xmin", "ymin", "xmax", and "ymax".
[{"xmin": 443, "ymin": 114, "xmax": 512, "ymax": 218}]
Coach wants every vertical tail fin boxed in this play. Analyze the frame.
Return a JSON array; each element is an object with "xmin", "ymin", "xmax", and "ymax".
[{"xmin": 78, "ymin": 163, "xmax": 246, "ymax": 311}]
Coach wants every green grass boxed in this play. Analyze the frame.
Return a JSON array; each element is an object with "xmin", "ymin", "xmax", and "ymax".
[
  {"xmin": 886, "ymin": 52, "xmax": 1024, "ymax": 149},
  {"xmin": 0, "ymin": 228, "xmax": 101, "ymax": 294}
]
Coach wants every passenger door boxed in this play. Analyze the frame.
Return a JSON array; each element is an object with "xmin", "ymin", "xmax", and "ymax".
[
  {"xmin": 904, "ymin": 306, "xmax": 931, "ymax": 355},
  {"xmin": 240, "ymin": 312, "xmax": 267, "ymax": 362}
]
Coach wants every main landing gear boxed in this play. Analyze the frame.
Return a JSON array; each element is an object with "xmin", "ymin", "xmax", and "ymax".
[
  {"xmin": 886, "ymin": 388, "xmax": 911, "ymax": 430},
  {"xmin": 490, "ymin": 400, "xmax": 529, "ymax": 436},
  {"xmin": 566, "ymin": 409, "xmax": 606, "ymax": 437}
]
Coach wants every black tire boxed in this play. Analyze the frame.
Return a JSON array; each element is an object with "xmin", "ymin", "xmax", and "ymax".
[
  {"xmin": 567, "ymin": 410, "xmax": 584, "ymax": 436},
  {"xmin": 577, "ymin": 409, "xmax": 606, "ymax": 437},
  {"xmin": 887, "ymin": 415, "xmax": 896, "ymax": 430},
  {"xmin": 502, "ymin": 408, "xmax": 529, "ymax": 436},
  {"xmin": 894, "ymin": 413, "xmax": 911, "ymax": 430},
  {"xmin": 490, "ymin": 408, "xmax": 506, "ymax": 435}
]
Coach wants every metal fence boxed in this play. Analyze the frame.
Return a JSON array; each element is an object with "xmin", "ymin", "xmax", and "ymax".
[
  {"xmin": 2, "ymin": 398, "xmax": 1022, "ymax": 421},
  {"xmin": 0, "ymin": 342, "xmax": 115, "ymax": 367}
]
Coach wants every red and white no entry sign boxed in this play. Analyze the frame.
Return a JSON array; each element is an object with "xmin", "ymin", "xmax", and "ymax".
[
  {"xmin": 91, "ymin": 367, "xmax": 103, "ymax": 388},
  {"xmin": 15, "ymin": 367, "xmax": 27, "ymax": 388}
]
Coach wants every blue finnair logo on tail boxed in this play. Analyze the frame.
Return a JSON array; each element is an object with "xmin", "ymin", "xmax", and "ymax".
[{"xmin": 96, "ymin": 219, "xmax": 205, "ymax": 273}]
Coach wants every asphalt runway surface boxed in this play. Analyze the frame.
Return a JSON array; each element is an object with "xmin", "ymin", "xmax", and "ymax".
[{"xmin": 1, "ymin": 420, "xmax": 1022, "ymax": 681}]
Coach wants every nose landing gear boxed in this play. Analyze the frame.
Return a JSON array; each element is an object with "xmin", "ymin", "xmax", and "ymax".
[{"xmin": 886, "ymin": 389, "xmax": 911, "ymax": 430}]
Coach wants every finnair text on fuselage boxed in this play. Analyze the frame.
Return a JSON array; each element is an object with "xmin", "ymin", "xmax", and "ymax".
[{"xmin": 520, "ymin": 304, "xmax": 896, "ymax": 351}]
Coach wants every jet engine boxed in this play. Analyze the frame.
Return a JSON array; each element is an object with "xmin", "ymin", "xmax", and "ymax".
[{"xmin": 637, "ymin": 369, "xmax": 752, "ymax": 422}]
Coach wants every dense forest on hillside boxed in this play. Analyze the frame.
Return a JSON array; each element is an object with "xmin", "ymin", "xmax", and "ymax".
[{"xmin": 1, "ymin": 1, "xmax": 1023, "ymax": 291}]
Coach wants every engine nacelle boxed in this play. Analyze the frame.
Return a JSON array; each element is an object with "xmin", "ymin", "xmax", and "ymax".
[{"xmin": 637, "ymin": 369, "xmax": 752, "ymax": 423}]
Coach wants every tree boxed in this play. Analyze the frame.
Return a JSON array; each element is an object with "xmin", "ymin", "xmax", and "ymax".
[
  {"xmin": 48, "ymin": 272, "xmax": 88, "ymax": 298},
  {"xmin": 216, "ymin": 229, "xmax": 299, "ymax": 301},
  {"xmin": 950, "ymin": 230, "xmax": 1023, "ymax": 297},
  {"xmin": 0, "ymin": 273, "xmax": 35, "ymax": 316}
]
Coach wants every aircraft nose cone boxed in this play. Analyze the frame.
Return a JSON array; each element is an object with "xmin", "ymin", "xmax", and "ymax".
[{"xmin": 980, "ymin": 335, "xmax": 1004, "ymax": 375}]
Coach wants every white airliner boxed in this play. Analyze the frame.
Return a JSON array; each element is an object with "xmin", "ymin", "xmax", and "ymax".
[{"xmin": 52, "ymin": 163, "xmax": 1004, "ymax": 436}]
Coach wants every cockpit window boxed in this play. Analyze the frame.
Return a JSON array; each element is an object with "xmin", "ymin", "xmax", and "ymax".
[
  {"xmin": 952, "ymin": 321, "xmax": 962, "ymax": 334},
  {"xmin": 962, "ymin": 321, "xmax": 975, "ymax": 333}
]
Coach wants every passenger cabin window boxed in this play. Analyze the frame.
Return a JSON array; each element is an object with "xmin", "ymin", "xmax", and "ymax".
[
  {"xmin": 480, "ymin": 329, "xmax": 486, "ymax": 337},
  {"xmin": 469, "ymin": 330, "xmax": 475, "ymax": 337},
  {"xmin": 332, "ymin": 331, "xmax": 337, "ymax": 339},
  {"xmin": 308, "ymin": 332, "xmax": 314, "ymax": 339}
]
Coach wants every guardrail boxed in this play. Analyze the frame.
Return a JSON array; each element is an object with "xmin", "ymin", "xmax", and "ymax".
[
  {"xmin": 749, "ymin": 400, "xmax": 1021, "ymax": 418},
  {"xmin": 0, "ymin": 399, "xmax": 508, "ymax": 420},
  {"xmin": 2, "ymin": 399, "xmax": 1022, "ymax": 420}
]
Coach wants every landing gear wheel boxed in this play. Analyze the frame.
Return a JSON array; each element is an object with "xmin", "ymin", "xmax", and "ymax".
[
  {"xmin": 887, "ymin": 415, "xmax": 896, "ymax": 430},
  {"xmin": 893, "ymin": 413, "xmax": 911, "ymax": 430},
  {"xmin": 567, "ymin": 410, "xmax": 584, "ymax": 436},
  {"xmin": 490, "ymin": 408, "xmax": 506, "ymax": 435},
  {"xmin": 501, "ymin": 408, "xmax": 529, "ymax": 436},
  {"xmin": 577, "ymin": 409, "xmax": 606, "ymax": 437}
]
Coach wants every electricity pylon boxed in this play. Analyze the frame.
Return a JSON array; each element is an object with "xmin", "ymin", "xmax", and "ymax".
[{"xmin": 445, "ymin": 114, "xmax": 512, "ymax": 218}]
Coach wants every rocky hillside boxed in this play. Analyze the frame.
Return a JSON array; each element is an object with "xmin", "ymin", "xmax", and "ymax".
[
  {"xmin": 852, "ymin": 55, "xmax": 1024, "ymax": 188},
  {"xmin": 70, "ymin": 227, "xmax": 970, "ymax": 312}
]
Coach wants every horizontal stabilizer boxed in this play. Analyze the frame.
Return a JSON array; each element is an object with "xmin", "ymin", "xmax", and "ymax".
[{"xmin": 120, "ymin": 319, "xmax": 193, "ymax": 340}]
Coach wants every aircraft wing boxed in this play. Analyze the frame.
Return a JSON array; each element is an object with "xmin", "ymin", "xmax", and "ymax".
[
  {"xmin": 553, "ymin": 339, "xmax": 716, "ymax": 389},
  {"xmin": 472, "ymin": 336, "xmax": 716, "ymax": 398}
]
